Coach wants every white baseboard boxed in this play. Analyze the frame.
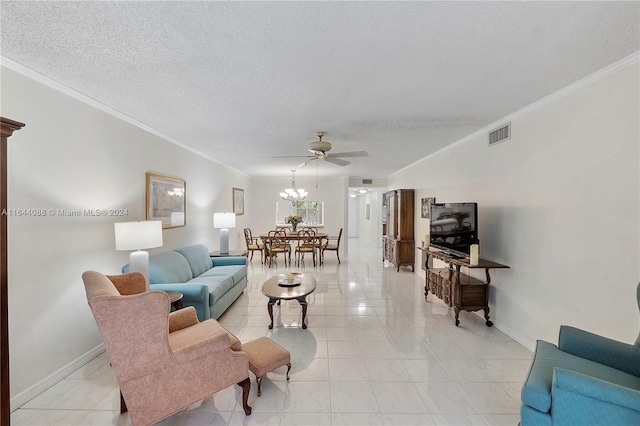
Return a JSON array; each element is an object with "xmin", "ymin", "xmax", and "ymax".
[
  {"xmin": 467, "ymin": 310, "xmax": 535, "ymax": 352},
  {"xmin": 10, "ymin": 344, "xmax": 105, "ymax": 411},
  {"xmin": 489, "ymin": 317, "xmax": 536, "ymax": 352}
]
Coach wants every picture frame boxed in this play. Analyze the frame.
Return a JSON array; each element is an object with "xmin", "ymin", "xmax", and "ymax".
[
  {"xmin": 146, "ymin": 172, "xmax": 186, "ymax": 228},
  {"xmin": 421, "ymin": 197, "xmax": 436, "ymax": 219},
  {"xmin": 233, "ymin": 187, "xmax": 244, "ymax": 215}
]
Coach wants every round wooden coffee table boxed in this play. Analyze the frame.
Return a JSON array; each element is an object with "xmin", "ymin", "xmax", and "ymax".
[{"xmin": 262, "ymin": 273, "xmax": 317, "ymax": 329}]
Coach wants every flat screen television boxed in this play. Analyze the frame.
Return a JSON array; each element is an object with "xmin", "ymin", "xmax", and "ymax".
[{"xmin": 429, "ymin": 202, "xmax": 478, "ymax": 258}]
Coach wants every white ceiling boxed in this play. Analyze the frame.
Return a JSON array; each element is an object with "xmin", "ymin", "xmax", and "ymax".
[{"xmin": 1, "ymin": 2, "xmax": 638, "ymax": 178}]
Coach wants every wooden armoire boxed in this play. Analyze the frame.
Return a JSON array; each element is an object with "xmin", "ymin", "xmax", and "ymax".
[
  {"xmin": 382, "ymin": 189, "xmax": 415, "ymax": 272},
  {"xmin": 1, "ymin": 117, "xmax": 25, "ymax": 424}
]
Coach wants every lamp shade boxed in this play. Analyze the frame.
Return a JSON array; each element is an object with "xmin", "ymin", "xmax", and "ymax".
[
  {"xmin": 114, "ymin": 221, "xmax": 163, "ymax": 251},
  {"xmin": 213, "ymin": 212, "xmax": 236, "ymax": 229}
]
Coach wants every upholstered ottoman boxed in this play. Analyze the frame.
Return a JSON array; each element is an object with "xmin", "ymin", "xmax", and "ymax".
[{"xmin": 242, "ymin": 337, "xmax": 291, "ymax": 396}]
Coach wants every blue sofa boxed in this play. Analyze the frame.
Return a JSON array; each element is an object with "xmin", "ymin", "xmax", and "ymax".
[
  {"xmin": 123, "ymin": 244, "xmax": 247, "ymax": 321},
  {"xmin": 520, "ymin": 282, "xmax": 640, "ymax": 425}
]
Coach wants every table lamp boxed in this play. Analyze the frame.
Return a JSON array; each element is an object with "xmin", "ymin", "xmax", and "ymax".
[
  {"xmin": 213, "ymin": 212, "xmax": 236, "ymax": 254},
  {"xmin": 114, "ymin": 220, "xmax": 163, "ymax": 290}
]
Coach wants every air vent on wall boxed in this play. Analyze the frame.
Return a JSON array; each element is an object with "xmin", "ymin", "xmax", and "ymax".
[
  {"xmin": 488, "ymin": 122, "xmax": 511, "ymax": 146},
  {"xmin": 362, "ymin": 179, "xmax": 373, "ymax": 185}
]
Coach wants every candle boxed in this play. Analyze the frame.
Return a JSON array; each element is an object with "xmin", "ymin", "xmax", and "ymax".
[
  {"xmin": 287, "ymin": 273, "xmax": 294, "ymax": 283},
  {"xmin": 470, "ymin": 244, "xmax": 479, "ymax": 266},
  {"xmin": 425, "ymin": 234, "xmax": 430, "ymax": 248}
]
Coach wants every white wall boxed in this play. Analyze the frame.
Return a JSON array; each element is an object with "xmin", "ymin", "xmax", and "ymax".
[
  {"xmin": 348, "ymin": 196, "xmax": 359, "ymax": 237},
  {"xmin": 389, "ymin": 61, "xmax": 640, "ymax": 348},
  {"xmin": 2, "ymin": 65, "xmax": 252, "ymax": 403}
]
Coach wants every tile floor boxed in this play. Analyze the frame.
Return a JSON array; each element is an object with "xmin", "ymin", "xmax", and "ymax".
[{"xmin": 12, "ymin": 238, "xmax": 531, "ymax": 425}]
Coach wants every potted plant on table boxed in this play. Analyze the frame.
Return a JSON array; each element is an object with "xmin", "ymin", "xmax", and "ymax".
[{"xmin": 285, "ymin": 215, "xmax": 303, "ymax": 233}]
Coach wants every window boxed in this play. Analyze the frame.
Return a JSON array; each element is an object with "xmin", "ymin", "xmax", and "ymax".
[
  {"xmin": 295, "ymin": 201, "xmax": 322, "ymax": 225},
  {"xmin": 276, "ymin": 201, "xmax": 324, "ymax": 226}
]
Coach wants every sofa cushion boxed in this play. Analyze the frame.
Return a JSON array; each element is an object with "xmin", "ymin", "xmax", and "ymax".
[
  {"xmin": 200, "ymin": 265, "xmax": 247, "ymax": 285},
  {"xmin": 174, "ymin": 245, "xmax": 213, "ymax": 278},
  {"xmin": 522, "ymin": 340, "xmax": 640, "ymax": 413},
  {"xmin": 188, "ymin": 275, "xmax": 236, "ymax": 305}
]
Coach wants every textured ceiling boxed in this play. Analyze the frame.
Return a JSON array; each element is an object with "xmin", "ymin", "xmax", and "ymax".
[{"xmin": 1, "ymin": 1, "xmax": 638, "ymax": 178}]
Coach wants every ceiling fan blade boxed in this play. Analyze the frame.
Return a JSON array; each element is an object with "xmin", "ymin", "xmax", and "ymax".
[
  {"xmin": 324, "ymin": 156, "xmax": 350, "ymax": 166},
  {"xmin": 272, "ymin": 155, "xmax": 314, "ymax": 159},
  {"xmin": 327, "ymin": 151, "xmax": 368, "ymax": 158},
  {"xmin": 298, "ymin": 157, "xmax": 319, "ymax": 168}
]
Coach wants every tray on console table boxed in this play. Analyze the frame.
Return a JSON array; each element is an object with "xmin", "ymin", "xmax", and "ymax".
[{"xmin": 418, "ymin": 247, "xmax": 509, "ymax": 327}]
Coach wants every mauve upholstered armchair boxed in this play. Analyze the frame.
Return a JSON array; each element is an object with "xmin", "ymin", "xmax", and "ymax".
[{"xmin": 82, "ymin": 271, "xmax": 252, "ymax": 426}]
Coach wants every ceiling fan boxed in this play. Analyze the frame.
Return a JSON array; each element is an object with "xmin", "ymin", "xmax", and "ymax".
[{"xmin": 274, "ymin": 132, "xmax": 368, "ymax": 167}]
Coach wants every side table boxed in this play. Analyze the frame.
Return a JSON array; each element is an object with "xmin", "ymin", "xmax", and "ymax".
[
  {"xmin": 164, "ymin": 291, "xmax": 184, "ymax": 310},
  {"xmin": 209, "ymin": 250, "xmax": 249, "ymax": 257}
]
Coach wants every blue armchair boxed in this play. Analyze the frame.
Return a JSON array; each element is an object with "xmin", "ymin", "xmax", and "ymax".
[{"xmin": 520, "ymin": 282, "xmax": 640, "ymax": 425}]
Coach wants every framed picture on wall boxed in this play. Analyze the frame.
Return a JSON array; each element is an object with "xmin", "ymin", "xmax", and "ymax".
[
  {"xmin": 146, "ymin": 172, "xmax": 186, "ymax": 228},
  {"xmin": 421, "ymin": 197, "xmax": 435, "ymax": 219},
  {"xmin": 233, "ymin": 187, "xmax": 244, "ymax": 215}
]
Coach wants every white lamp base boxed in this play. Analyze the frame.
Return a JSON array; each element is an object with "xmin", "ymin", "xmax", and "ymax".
[
  {"xmin": 129, "ymin": 250, "xmax": 150, "ymax": 291},
  {"xmin": 220, "ymin": 228, "xmax": 230, "ymax": 254}
]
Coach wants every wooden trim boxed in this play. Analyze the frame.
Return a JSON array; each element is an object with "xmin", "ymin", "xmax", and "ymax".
[{"xmin": 1, "ymin": 117, "xmax": 25, "ymax": 424}]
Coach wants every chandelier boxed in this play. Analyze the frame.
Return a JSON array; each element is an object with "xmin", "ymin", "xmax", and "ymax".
[{"xmin": 280, "ymin": 170, "xmax": 308, "ymax": 205}]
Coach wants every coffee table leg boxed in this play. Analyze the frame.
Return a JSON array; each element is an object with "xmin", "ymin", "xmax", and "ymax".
[
  {"xmin": 297, "ymin": 296, "xmax": 308, "ymax": 329},
  {"xmin": 267, "ymin": 297, "xmax": 277, "ymax": 329}
]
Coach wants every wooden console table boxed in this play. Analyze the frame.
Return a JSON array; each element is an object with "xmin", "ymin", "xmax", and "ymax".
[
  {"xmin": 209, "ymin": 249, "xmax": 248, "ymax": 257},
  {"xmin": 418, "ymin": 247, "xmax": 509, "ymax": 327}
]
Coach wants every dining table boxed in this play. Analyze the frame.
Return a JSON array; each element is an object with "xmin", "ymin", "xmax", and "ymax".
[{"xmin": 259, "ymin": 231, "xmax": 328, "ymax": 265}]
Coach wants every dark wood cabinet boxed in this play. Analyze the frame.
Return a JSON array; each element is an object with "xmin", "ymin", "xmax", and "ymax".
[
  {"xmin": 1, "ymin": 117, "xmax": 25, "ymax": 425},
  {"xmin": 383, "ymin": 189, "xmax": 414, "ymax": 272},
  {"xmin": 419, "ymin": 247, "xmax": 509, "ymax": 327}
]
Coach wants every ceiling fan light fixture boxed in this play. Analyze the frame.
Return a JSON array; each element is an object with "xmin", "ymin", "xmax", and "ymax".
[
  {"xmin": 310, "ymin": 131, "xmax": 331, "ymax": 153},
  {"xmin": 274, "ymin": 132, "xmax": 368, "ymax": 168}
]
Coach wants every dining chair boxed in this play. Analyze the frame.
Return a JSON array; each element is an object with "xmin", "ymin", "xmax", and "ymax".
[
  {"xmin": 295, "ymin": 229, "xmax": 317, "ymax": 267},
  {"xmin": 266, "ymin": 230, "xmax": 291, "ymax": 268},
  {"xmin": 301, "ymin": 226, "xmax": 321, "ymax": 260},
  {"xmin": 243, "ymin": 228, "xmax": 263, "ymax": 264},
  {"xmin": 322, "ymin": 228, "xmax": 343, "ymax": 264}
]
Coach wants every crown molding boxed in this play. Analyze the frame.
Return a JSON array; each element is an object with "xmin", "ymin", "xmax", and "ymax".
[
  {"xmin": 391, "ymin": 51, "xmax": 640, "ymax": 177},
  {"xmin": 0, "ymin": 56, "xmax": 249, "ymax": 177}
]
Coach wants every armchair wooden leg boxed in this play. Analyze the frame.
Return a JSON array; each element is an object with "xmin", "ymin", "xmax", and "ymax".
[
  {"xmin": 120, "ymin": 390, "xmax": 127, "ymax": 414},
  {"xmin": 237, "ymin": 377, "xmax": 252, "ymax": 415}
]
